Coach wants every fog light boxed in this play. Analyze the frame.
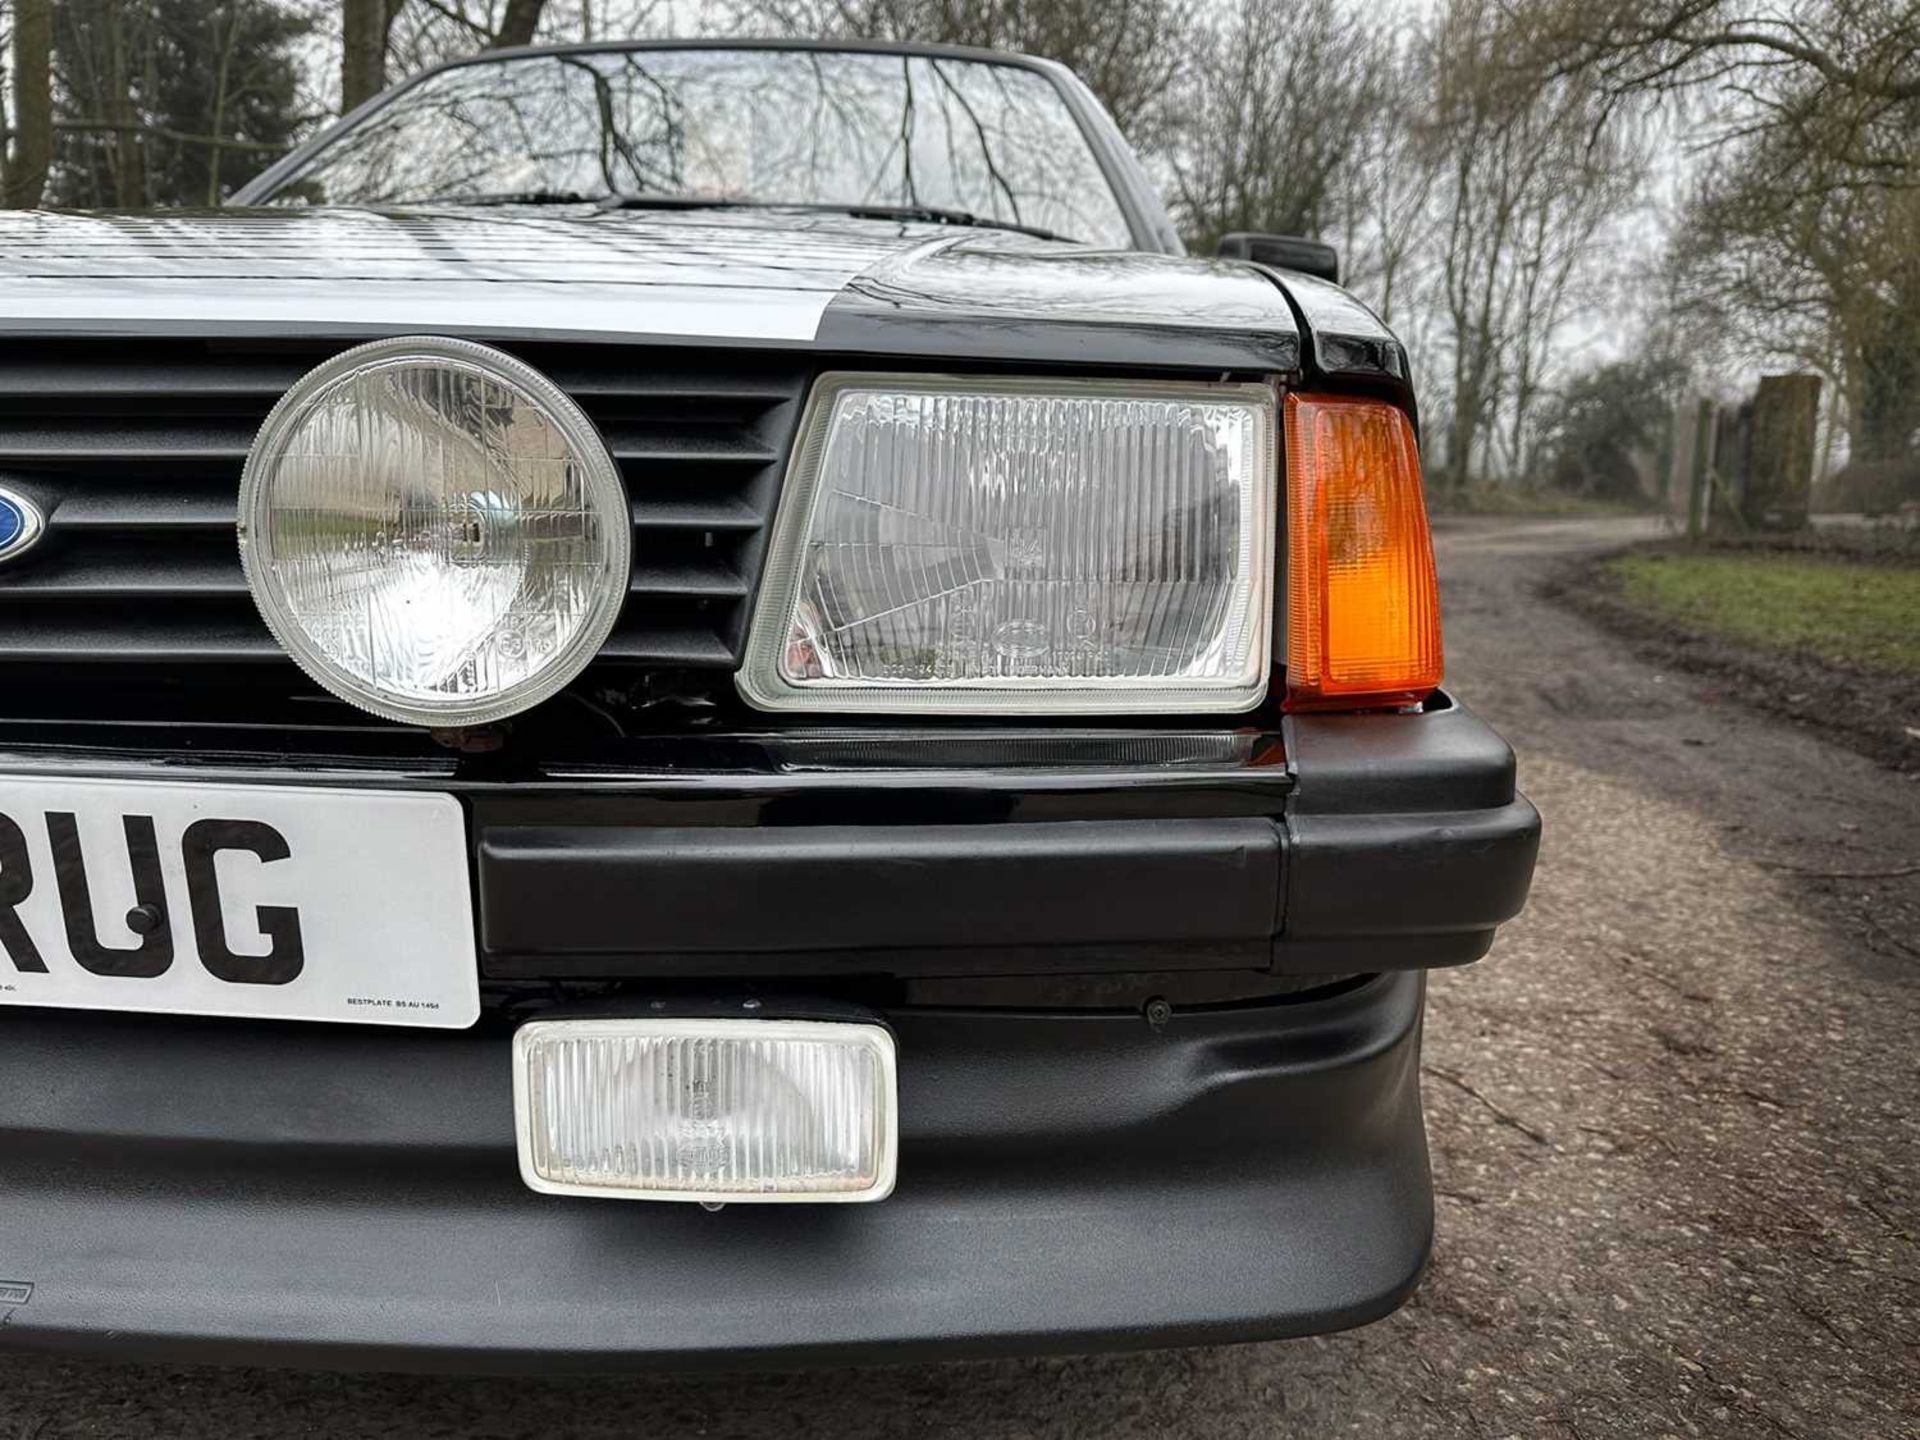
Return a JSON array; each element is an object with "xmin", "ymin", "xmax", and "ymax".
[{"xmin": 512, "ymin": 1018, "xmax": 898, "ymax": 1203}]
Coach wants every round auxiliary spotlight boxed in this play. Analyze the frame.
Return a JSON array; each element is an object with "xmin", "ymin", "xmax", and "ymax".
[{"xmin": 239, "ymin": 336, "xmax": 630, "ymax": 727}]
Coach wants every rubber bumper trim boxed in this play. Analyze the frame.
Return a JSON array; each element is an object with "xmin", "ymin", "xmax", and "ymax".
[
  {"xmin": 1277, "ymin": 800, "xmax": 1541, "ymax": 969},
  {"xmin": 1275, "ymin": 701, "xmax": 1541, "ymax": 971},
  {"xmin": 479, "ymin": 819, "xmax": 1282, "ymax": 957},
  {"xmin": 0, "ymin": 972, "xmax": 1431, "ymax": 1371}
]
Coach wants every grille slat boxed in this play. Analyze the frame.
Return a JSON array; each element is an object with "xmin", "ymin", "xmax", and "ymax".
[
  {"xmin": 48, "ymin": 489, "xmax": 772, "ymax": 535},
  {"xmin": 631, "ymin": 494, "xmax": 764, "ymax": 531},
  {"xmin": 0, "ymin": 613, "xmax": 285, "ymax": 663},
  {"xmin": 48, "ymin": 487, "xmax": 237, "ymax": 531},
  {"xmin": 0, "ymin": 425, "xmax": 780, "ymax": 468},
  {"xmin": 0, "ymin": 551, "xmax": 246, "ymax": 598},
  {"xmin": 628, "ymin": 562, "xmax": 751, "ymax": 599},
  {"xmin": 0, "ymin": 338, "xmax": 806, "ymax": 693},
  {"xmin": 605, "ymin": 432, "xmax": 782, "ymax": 465},
  {"xmin": 0, "ymin": 358, "xmax": 309, "ymax": 403},
  {"xmin": 0, "ymin": 362, "xmax": 807, "ymax": 407},
  {"xmin": 0, "ymin": 422, "xmax": 256, "ymax": 466},
  {"xmin": 0, "ymin": 552, "xmax": 760, "ymax": 607},
  {"xmin": 598, "ymin": 625, "xmax": 738, "ymax": 667},
  {"xmin": 0, "ymin": 613, "xmax": 751, "ymax": 668}
]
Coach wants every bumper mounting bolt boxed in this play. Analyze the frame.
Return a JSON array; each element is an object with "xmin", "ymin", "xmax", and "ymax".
[{"xmin": 1144, "ymin": 997, "xmax": 1173, "ymax": 1030}]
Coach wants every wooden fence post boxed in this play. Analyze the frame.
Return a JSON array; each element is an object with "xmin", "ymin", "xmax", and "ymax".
[
  {"xmin": 1714, "ymin": 401, "xmax": 1754, "ymax": 532},
  {"xmin": 1745, "ymin": 374, "xmax": 1821, "ymax": 530},
  {"xmin": 1686, "ymin": 398, "xmax": 1715, "ymax": 543}
]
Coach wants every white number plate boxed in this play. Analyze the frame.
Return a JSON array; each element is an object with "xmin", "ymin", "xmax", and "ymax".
[{"xmin": 0, "ymin": 774, "xmax": 478, "ymax": 1029}]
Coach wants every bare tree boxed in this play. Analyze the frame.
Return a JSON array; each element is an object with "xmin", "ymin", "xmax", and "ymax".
[
  {"xmin": 718, "ymin": 0, "xmax": 1194, "ymax": 146},
  {"xmin": 1544, "ymin": 0, "xmax": 1920, "ymax": 488},
  {"xmin": 37, "ymin": 0, "xmax": 311, "ymax": 207},
  {"xmin": 381, "ymin": 0, "xmax": 564, "ymax": 78},
  {"xmin": 1333, "ymin": 32, "xmax": 1440, "ymax": 332},
  {"xmin": 1422, "ymin": 0, "xmax": 1645, "ymax": 488},
  {"xmin": 491, "ymin": 0, "xmax": 547, "ymax": 48},
  {"xmin": 51, "ymin": 0, "xmax": 155, "ymax": 205},
  {"xmin": 1168, "ymin": 0, "xmax": 1387, "ymax": 251},
  {"xmin": 2, "ymin": 0, "xmax": 51, "ymax": 207},
  {"xmin": 341, "ymin": 0, "xmax": 400, "ymax": 110},
  {"xmin": 1523, "ymin": 0, "xmax": 1920, "ymax": 109},
  {"xmin": 1516, "ymin": 0, "xmax": 1920, "ymax": 205},
  {"xmin": 1671, "ymin": 116, "xmax": 1920, "ymax": 477}
]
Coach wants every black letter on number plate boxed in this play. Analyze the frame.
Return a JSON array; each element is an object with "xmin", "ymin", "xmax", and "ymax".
[
  {"xmin": 183, "ymin": 820, "xmax": 305, "ymax": 985},
  {"xmin": 0, "ymin": 813, "xmax": 47, "ymax": 973},
  {"xmin": 46, "ymin": 813, "xmax": 174, "ymax": 978}
]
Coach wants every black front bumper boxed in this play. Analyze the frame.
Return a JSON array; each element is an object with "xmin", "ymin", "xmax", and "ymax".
[
  {"xmin": 0, "ymin": 972, "xmax": 1429, "ymax": 1371},
  {"xmin": 0, "ymin": 698, "xmax": 1536, "ymax": 1368},
  {"xmin": 491, "ymin": 696, "xmax": 1536, "ymax": 986}
]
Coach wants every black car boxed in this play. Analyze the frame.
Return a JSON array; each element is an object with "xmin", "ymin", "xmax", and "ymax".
[{"xmin": 0, "ymin": 39, "xmax": 1538, "ymax": 1369}]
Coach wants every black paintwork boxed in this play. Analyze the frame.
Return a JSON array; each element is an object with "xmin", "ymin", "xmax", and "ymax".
[
  {"xmin": 1256, "ymin": 264, "xmax": 1418, "ymax": 414},
  {"xmin": 816, "ymin": 234, "xmax": 1303, "ymax": 371},
  {"xmin": 0, "ymin": 211, "xmax": 1311, "ymax": 375}
]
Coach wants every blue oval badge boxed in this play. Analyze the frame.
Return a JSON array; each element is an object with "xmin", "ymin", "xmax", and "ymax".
[{"xmin": 0, "ymin": 486, "xmax": 44, "ymax": 564}]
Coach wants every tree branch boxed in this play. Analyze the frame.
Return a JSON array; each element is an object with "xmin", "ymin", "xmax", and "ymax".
[{"xmin": 54, "ymin": 119, "xmax": 289, "ymax": 155}]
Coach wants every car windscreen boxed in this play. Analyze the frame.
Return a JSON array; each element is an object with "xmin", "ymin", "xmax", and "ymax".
[{"xmin": 264, "ymin": 48, "xmax": 1135, "ymax": 246}]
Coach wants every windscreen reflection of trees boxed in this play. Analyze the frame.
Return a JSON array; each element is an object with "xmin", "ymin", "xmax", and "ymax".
[{"xmin": 285, "ymin": 52, "xmax": 1133, "ymax": 246}]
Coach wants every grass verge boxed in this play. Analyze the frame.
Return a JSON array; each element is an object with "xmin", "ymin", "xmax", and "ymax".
[
  {"xmin": 1427, "ymin": 485, "xmax": 1646, "ymax": 518},
  {"xmin": 1605, "ymin": 551, "xmax": 1920, "ymax": 676},
  {"xmin": 1550, "ymin": 542, "xmax": 1920, "ymax": 772}
]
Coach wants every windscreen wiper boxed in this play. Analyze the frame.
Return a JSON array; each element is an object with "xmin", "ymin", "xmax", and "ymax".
[
  {"xmin": 596, "ymin": 193, "xmax": 1073, "ymax": 242},
  {"xmin": 833, "ymin": 204, "xmax": 1071, "ymax": 243},
  {"xmin": 426, "ymin": 189, "xmax": 603, "ymax": 206},
  {"xmin": 428, "ymin": 189, "xmax": 1072, "ymax": 242}
]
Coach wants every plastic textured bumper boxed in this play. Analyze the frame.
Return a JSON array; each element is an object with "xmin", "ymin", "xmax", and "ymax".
[
  {"xmin": 0, "ymin": 972, "xmax": 1430, "ymax": 1371},
  {"xmin": 0, "ymin": 694, "xmax": 1536, "ymax": 1367}
]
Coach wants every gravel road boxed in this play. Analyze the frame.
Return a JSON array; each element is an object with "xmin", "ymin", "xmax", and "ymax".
[{"xmin": 3, "ymin": 514, "xmax": 1915, "ymax": 1439}]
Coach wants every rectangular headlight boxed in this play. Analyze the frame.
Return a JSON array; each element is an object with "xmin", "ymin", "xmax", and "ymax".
[
  {"xmin": 739, "ymin": 376, "xmax": 1277, "ymax": 713},
  {"xmin": 514, "ymin": 1018, "xmax": 898, "ymax": 1204}
]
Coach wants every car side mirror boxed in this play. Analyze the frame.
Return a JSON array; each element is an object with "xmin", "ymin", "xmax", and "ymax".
[{"xmin": 1217, "ymin": 233, "xmax": 1339, "ymax": 284}]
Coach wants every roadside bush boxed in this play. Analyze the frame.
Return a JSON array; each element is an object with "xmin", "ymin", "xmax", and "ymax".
[
  {"xmin": 1533, "ymin": 356, "xmax": 1686, "ymax": 502},
  {"xmin": 1819, "ymin": 455, "xmax": 1920, "ymax": 516}
]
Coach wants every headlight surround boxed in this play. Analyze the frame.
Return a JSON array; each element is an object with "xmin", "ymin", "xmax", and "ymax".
[
  {"xmin": 739, "ymin": 375, "xmax": 1277, "ymax": 714},
  {"xmin": 239, "ymin": 336, "xmax": 630, "ymax": 727}
]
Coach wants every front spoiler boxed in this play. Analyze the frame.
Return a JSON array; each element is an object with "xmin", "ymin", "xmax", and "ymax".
[{"xmin": 0, "ymin": 971, "xmax": 1430, "ymax": 1371}]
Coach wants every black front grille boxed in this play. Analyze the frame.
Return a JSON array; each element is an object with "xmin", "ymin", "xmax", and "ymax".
[{"xmin": 0, "ymin": 338, "xmax": 808, "ymax": 688}]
